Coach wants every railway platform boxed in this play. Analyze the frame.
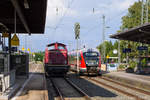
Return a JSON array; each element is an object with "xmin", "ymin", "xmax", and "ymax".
[
  {"xmin": 9, "ymin": 62, "xmax": 48, "ymax": 100},
  {"xmin": 103, "ymin": 71, "xmax": 150, "ymax": 91}
]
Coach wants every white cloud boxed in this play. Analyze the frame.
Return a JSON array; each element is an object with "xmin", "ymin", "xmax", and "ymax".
[
  {"xmin": 91, "ymin": 0, "xmax": 138, "ymax": 16},
  {"xmin": 46, "ymin": 0, "xmax": 78, "ymax": 26}
]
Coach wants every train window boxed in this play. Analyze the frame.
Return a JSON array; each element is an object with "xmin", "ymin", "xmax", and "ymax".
[
  {"xmin": 48, "ymin": 45, "xmax": 55, "ymax": 50},
  {"xmin": 58, "ymin": 45, "xmax": 65, "ymax": 50},
  {"xmin": 79, "ymin": 56, "xmax": 81, "ymax": 60}
]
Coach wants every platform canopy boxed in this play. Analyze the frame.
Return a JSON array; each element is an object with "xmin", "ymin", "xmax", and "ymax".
[
  {"xmin": 0, "ymin": 0, "xmax": 47, "ymax": 34},
  {"xmin": 110, "ymin": 23, "xmax": 150, "ymax": 44}
]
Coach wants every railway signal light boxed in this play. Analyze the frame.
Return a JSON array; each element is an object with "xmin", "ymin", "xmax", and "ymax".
[
  {"xmin": 22, "ymin": 47, "xmax": 25, "ymax": 51},
  {"xmin": 75, "ymin": 22, "xmax": 80, "ymax": 39}
]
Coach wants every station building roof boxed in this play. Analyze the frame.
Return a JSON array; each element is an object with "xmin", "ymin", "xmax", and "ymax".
[
  {"xmin": 110, "ymin": 23, "xmax": 150, "ymax": 44},
  {"xmin": 0, "ymin": 0, "xmax": 47, "ymax": 34}
]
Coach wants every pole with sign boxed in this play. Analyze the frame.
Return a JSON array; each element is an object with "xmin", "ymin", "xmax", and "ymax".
[
  {"xmin": 11, "ymin": 34, "xmax": 19, "ymax": 46},
  {"xmin": 75, "ymin": 22, "xmax": 80, "ymax": 74}
]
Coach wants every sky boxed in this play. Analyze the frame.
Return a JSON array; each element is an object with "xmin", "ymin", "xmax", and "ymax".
[{"xmin": 19, "ymin": 0, "xmax": 139, "ymax": 52}]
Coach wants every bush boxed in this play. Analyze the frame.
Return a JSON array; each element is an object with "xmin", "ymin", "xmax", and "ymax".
[
  {"xmin": 129, "ymin": 61, "xmax": 137, "ymax": 69},
  {"xmin": 119, "ymin": 64, "xmax": 126, "ymax": 69},
  {"xmin": 141, "ymin": 58, "xmax": 147, "ymax": 67},
  {"xmin": 34, "ymin": 52, "xmax": 44, "ymax": 62}
]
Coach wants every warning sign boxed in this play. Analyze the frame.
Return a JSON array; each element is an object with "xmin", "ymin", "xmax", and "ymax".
[
  {"xmin": 11, "ymin": 34, "xmax": 19, "ymax": 46},
  {"xmin": 2, "ymin": 32, "xmax": 9, "ymax": 37}
]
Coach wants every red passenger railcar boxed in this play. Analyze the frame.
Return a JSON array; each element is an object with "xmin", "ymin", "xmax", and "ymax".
[
  {"xmin": 69, "ymin": 48, "xmax": 101, "ymax": 75},
  {"xmin": 44, "ymin": 42, "xmax": 70, "ymax": 76}
]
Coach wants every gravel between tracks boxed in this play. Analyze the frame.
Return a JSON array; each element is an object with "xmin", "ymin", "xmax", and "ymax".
[{"xmin": 68, "ymin": 74, "xmax": 134, "ymax": 100}]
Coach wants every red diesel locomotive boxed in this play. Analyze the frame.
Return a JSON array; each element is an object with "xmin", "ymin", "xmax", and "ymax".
[
  {"xmin": 44, "ymin": 42, "xmax": 70, "ymax": 76},
  {"xmin": 69, "ymin": 48, "xmax": 101, "ymax": 75}
]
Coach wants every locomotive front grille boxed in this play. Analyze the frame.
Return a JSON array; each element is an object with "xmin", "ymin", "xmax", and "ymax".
[{"xmin": 87, "ymin": 66, "xmax": 98, "ymax": 72}]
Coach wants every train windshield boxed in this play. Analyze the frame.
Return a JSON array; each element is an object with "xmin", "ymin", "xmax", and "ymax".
[
  {"xmin": 83, "ymin": 52, "xmax": 99, "ymax": 65},
  {"xmin": 84, "ymin": 52, "xmax": 99, "ymax": 57}
]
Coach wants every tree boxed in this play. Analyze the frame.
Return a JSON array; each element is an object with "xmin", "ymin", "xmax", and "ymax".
[
  {"xmin": 97, "ymin": 1, "xmax": 150, "ymax": 64},
  {"xmin": 119, "ymin": 0, "xmax": 150, "ymax": 64},
  {"xmin": 34, "ymin": 51, "xmax": 45, "ymax": 62},
  {"xmin": 122, "ymin": 1, "xmax": 142, "ymax": 30}
]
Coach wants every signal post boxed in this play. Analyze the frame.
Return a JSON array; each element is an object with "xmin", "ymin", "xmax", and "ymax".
[{"xmin": 75, "ymin": 22, "xmax": 80, "ymax": 74}]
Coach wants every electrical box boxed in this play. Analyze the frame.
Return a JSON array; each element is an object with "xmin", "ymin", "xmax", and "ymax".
[
  {"xmin": 11, "ymin": 54, "xmax": 29, "ymax": 78},
  {"xmin": 0, "ymin": 53, "xmax": 12, "ymax": 92},
  {"xmin": 0, "ymin": 53, "xmax": 9, "ymax": 74}
]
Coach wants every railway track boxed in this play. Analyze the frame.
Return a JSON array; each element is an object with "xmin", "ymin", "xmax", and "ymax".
[
  {"xmin": 50, "ymin": 78, "xmax": 64, "ymax": 100},
  {"xmin": 100, "ymin": 76, "xmax": 150, "ymax": 96},
  {"xmin": 82, "ymin": 76, "xmax": 147, "ymax": 100},
  {"xmin": 50, "ymin": 77, "xmax": 91, "ymax": 100}
]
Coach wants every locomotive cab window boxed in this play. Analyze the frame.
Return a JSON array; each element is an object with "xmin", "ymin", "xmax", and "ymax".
[
  {"xmin": 48, "ymin": 45, "xmax": 55, "ymax": 50},
  {"xmin": 58, "ymin": 45, "xmax": 65, "ymax": 50}
]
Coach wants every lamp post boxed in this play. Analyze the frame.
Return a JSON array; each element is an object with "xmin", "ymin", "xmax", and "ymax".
[{"xmin": 102, "ymin": 15, "xmax": 110, "ymax": 64}]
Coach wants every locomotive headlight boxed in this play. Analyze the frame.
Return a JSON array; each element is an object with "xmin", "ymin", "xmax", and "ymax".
[{"xmin": 97, "ymin": 62, "xmax": 99, "ymax": 64}]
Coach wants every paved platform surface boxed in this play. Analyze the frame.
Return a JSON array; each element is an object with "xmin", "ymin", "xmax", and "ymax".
[
  {"xmin": 11, "ymin": 62, "xmax": 48, "ymax": 100},
  {"xmin": 0, "ymin": 79, "xmax": 26, "ymax": 100},
  {"xmin": 103, "ymin": 71, "xmax": 150, "ymax": 91}
]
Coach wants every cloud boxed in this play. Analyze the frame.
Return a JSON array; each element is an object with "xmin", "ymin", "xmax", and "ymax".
[{"xmin": 90, "ymin": 0, "xmax": 137, "ymax": 16}]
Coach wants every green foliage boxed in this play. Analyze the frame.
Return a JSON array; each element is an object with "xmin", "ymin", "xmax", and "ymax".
[
  {"xmin": 97, "ymin": 1, "xmax": 150, "ymax": 64},
  {"xmin": 97, "ymin": 40, "xmax": 113, "ymax": 56},
  {"xmin": 97, "ymin": 40, "xmax": 118, "ymax": 62},
  {"xmin": 121, "ymin": 1, "xmax": 142, "ymax": 30},
  {"xmin": 129, "ymin": 60, "xmax": 137, "ymax": 69},
  {"xmin": 34, "ymin": 52, "xmax": 45, "ymax": 62},
  {"xmin": 118, "ymin": 64, "xmax": 126, "ymax": 69},
  {"xmin": 141, "ymin": 58, "xmax": 147, "ymax": 67}
]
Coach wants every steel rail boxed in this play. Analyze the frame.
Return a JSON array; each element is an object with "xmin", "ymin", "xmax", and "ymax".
[
  {"xmin": 84, "ymin": 77, "xmax": 145, "ymax": 100},
  {"xmin": 64, "ymin": 78, "xmax": 92, "ymax": 100},
  {"xmin": 100, "ymin": 77, "xmax": 150, "ymax": 96},
  {"xmin": 50, "ymin": 78, "xmax": 65, "ymax": 100}
]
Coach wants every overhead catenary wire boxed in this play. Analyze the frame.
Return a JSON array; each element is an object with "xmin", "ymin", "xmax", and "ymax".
[
  {"xmin": 53, "ymin": 0, "xmax": 75, "ymax": 32},
  {"xmin": 45, "ymin": 0, "xmax": 76, "ymax": 41},
  {"xmin": 84, "ymin": 9, "xmax": 128, "ymax": 35}
]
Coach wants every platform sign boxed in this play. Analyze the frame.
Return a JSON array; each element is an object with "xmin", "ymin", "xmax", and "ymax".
[
  {"xmin": 2, "ymin": 32, "xmax": 9, "ymax": 37},
  {"xmin": 11, "ymin": 34, "xmax": 19, "ymax": 46},
  {"xmin": 123, "ymin": 48, "xmax": 131, "ymax": 53},
  {"xmin": 137, "ymin": 46, "xmax": 148, "ymax": 50}
]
